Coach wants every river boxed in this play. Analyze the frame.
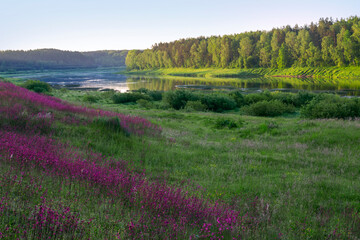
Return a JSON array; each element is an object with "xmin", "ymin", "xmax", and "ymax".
[{"xmin": 1, "ymin": 68, "xmax": 360, "ymax": 96}]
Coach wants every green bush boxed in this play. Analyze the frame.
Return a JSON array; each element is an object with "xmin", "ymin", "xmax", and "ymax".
[
  {"xmin": 101, "ymin": 89, "xmax": 116, "ymax": 99},
  {"xmin": 257, "ymin": 121, "xmax": 280, "ymax": 134},
  {"xmin": 184, "ymin": 100, "xmax": 207, "ymax": 112},
  {"xmin": 301, "ymin": 95, "xmax": 360, "ymax": 119},
  {"xmin": 198, "ymin": 93, "xmax": 237, "ymax": 112},
  {"xmin": 229, "ymin": 91, "xmax": 246, "ymax": 107},
  {"xmin": 22, "ymin": 80, "xmax": 52, "ymax": 93},
  {"xmin": 292, "ymin": 91, "xmax": 317, "ymax": 107},
  {"xmin": 132, "ymin": 88, "xmax": 149, "ymax": 94},
  {"xmin": 214, "ymin": 118, "xmax": 242, "ymax": 129},
  {"xmin": 163, "ymin": 90, "xmax": 197, "ymax": 110},
  {"xmin": 112, "ymin": 92, "xmax": 151, "ymax": 104},
  {"xmin": 271, "ymin": 92, "xmax": 296, "ymax": 105},
  {"xmin": 244, "ymin": 91, "xmax": 272, "ymax": 105},
  {"xmin": 137, "ymin": 99, "xmax": 154, "ymax": 109},
  {"xmin": 154, "ymin": 101, "xmax": 172, "ymax": 110},
  {"xmin": 244, "ymin": 100, "xmax": 295, "ymax": 117},
  {"xmin": 83, "ymin": 95, "xmax": 99, "ymax": 103},
  {"xmin": 147, "ymin": 90, "xmax": 163, "ymax": 101},
  {"xmin": 132, "ymin": 88, "xmax": 163, "ymax": 101}
]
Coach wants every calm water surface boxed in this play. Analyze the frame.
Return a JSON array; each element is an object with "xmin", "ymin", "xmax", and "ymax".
[{"xmin": 2, "ymin": 68, "xmax": 360, "ymax": 96}]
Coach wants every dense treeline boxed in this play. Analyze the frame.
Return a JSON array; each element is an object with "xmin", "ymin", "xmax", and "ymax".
[
  {"xmin": 82, "ymin": 50, "xmax": 128, "ymax": 67},
  {"xmin": 126, "ymin": 17, "xmax": 360, "ymax": 70},
  {"xmin": 0, "ymin": 49, "xmax": 128, "ymax": 71}
]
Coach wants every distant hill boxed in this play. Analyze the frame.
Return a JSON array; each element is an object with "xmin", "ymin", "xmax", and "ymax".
[{"xmin": 0, "ymin": 49, "xmax": 128, "ymax": 71}]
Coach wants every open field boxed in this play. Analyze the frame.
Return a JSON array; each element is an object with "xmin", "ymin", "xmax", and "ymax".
[{"xmin": 0, "ymin": 79, "xmax": 360, "ymax": 239}]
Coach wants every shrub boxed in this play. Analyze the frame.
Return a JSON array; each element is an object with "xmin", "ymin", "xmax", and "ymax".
[
  {"xmin": 132, "ymin": 88, "xmax": 163, "ymax": 101},
  {"xmin": 83, "ymin": 95, "xmax": 99, "ymax": 103},
  {"xmin": 214, "ymin": 118, "xmax": 242, "ymax": 129},
  {"xmin": 244, "ymin": 100, "xmax": 295, "ymax": 117},
  {"xmin": 271, "ymin": 92, "xmax": 295, "ymax": 105},
  {"xmin": 301, "ymin": 95, "xmax": 360, "ymax": 119},
  {"xmin": 198, "ymin": 93, "xmax": 237, "ymax": 112},
  {"xmin": 154, "ymin": 101, "xmax": 172, "ymax": 110},
  {"xmin": 257, "ymin": 121, "xmax": 280, "ymax": 135},
  {"xmin": 22, "ymin": 80, "xmax": 52, "ymax": 93},
  {"xmin": 112, "ymin": 92, "xmax": 151, "ymax": 104},
  {"xmin": 101, "ymin": 89, "xmax": 116, "ymax": 99},
  {"xmin": 244, "ymin": 91, "xmax": 272, "ymax": 105},
  {"xmin": 184, "ymin": 100, "xmax": 207, "ymax": 112},
  {"xmin": 229, "ymin": 91, "xmax": 246, "ymax": 107},
  {"xmin": 137, "ymin": 99, "xmax": 154, "ymax": 109},
  {"xmin": 292, "ymin": 91, "xmax": 317, "ymax": 107},
  {"xmin": 132, "ymin": 88, "xmax": 149, "ymax": 94},
  {"xmin": 163, "ymin": 90, "xmax": 197, "ymax": 110},
  {"xmin": 147, "ymin": 90, "xmax": 163, "ymax": 101}
]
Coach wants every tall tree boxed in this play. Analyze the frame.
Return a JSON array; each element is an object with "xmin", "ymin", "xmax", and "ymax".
[{"xmin": 276, "ymin": 43, "xmax": 288, "ymax": 69}]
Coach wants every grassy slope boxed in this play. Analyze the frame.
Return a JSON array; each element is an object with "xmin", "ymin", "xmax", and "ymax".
[
  {"xmin": 1, "ymin": 79, "xmax": 360, "ymax": 238},
  {"xmin": 50, "ymin": 89, "xmax": 360, "ymax": 238},
  {"xmin": 121, "ymin": 66, "xmax": 360, "ymax": 79}
]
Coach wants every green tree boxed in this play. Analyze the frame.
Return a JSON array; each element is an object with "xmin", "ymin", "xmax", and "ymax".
[
  {"xmin": 239, "ymin": 37, "xmax": 253, "ymax": 68},
  {"xmin": 276, "ymin": 43, "xmax": 288, "ymax": 69},
  {"xmin": 220, "ymin": 36, "xmax": 231, "ymax": 68},
  {"xmin": 321, "ymin": 36, "xmax": 335, "ymax": 66}
]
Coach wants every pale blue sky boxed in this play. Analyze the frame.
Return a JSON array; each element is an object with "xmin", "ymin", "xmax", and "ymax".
[{"xmin": 1, "ymin": 0, "xmax": 359, "ymax": 51}]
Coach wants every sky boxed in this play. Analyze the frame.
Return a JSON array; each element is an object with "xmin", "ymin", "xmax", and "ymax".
[{"xmin": 1, "ymin": 0, "xmax": 360, "ymax": 51}]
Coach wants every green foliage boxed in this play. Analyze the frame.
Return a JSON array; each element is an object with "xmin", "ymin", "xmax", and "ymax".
[
  {"xmin": 244, "ymin": 91, "xmax": 272, "ymax": 105},
  {"xmin": 243, "ymin": 100, "xmax": 295, "ymax": 117},
  {"xmin": 229, "ymin": 91, "xmax": 246, "ymax": 107},
  {"xmin": 13, "ymin": 86, "xmax": 360, "ymax": 239},
  {"xmin": 271, "ymin": 91, "xmax": 316, "ymax": 107},
  {"xmin": 92, "ymin": 117, "xmax": 130, "ymax": 136},
  {"xmin": 301, "ymin": 94, "xmax": 360, "ymax": 119},
  {"xmin": 276, "ymin": 43, "xmax": 288, "ymax": 69},
  {"xmin": 132, "ymin": 88, "xmax": 163, "ymax": 101},
  {"xmin": 257, "ymin": 121, "xmax": 279, "ymax": 134},
  {"xmin": 163, "ymin": 90, "xmax": 237, "ymax": 112},
  {"xmin": 83, "ymin": 94, "xmax": 99, "ymax": 103},
  {"xmin": 214, "ymin": 118, "xmax": 242, "ymax": 129},
  {"xmin": 184, "ymin": 100, "xmax": 207, "ymax": 112},
  {"xmin": 22, "ymin": 80, "xmax": 52, "ymax": 93},
  {"xmin": 125, "ymin": 17, "xmax": 360, "ymax": 70},
  {"xmin": 113, "ymin": 92, "xmax": 152, "ymax": 104},
  {"xmin": 198, "ymin": 93, "xmax": 237, "ymax": 112},
  {"xmin": 163, "ymin": 90, "xmax": 197, "ymax": 110},
  {"xmin": 137, "ymin": 99, "xmax": 154, "ymax": 109}
]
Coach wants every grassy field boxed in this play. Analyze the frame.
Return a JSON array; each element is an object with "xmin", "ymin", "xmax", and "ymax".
[
  {"xmin": 57, "ymin": 87, "xmax": 360, "ymax": 239},
  {"xmin": 1, "ymin": 79, "xmax": 360, "ymax": 239},
  {"xmin": 121, "ymin": 66, "xmax": 360, "ymax": 79}
]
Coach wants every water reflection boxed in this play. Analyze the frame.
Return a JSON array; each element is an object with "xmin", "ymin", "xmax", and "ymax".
[
  {"xmin": 126, "ymin": 75, "xmax": 360, "ymax": 96},
  {"xmin": 2, "ymin": 68, "xmax": 360, "ymax": 96}
]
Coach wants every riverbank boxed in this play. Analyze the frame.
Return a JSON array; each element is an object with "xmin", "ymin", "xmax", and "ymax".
[{"xmin": 121, "ymin": 66, "xmax": 360, "ymax": 79}]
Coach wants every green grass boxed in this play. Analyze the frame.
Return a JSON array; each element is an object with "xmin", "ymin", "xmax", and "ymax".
[
  {"xmin": 49, "ymin": 88, "xmax": 360, "ymax": 238},
  {"xmin": 2, "ymin": 79, "xmax": 360, "ymax": 238},
  {"xmin": 121, "ymin": 66, "xmax": 360, "ymax": 79}
]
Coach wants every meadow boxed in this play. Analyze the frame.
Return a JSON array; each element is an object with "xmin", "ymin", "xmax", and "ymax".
[
  {"xmin": 0, "ymin": 79, "xmax": 360, "ymax": 239},
  {"xmin": 121, "ymin": 66, "xmax": 360, "ymax": 79}
]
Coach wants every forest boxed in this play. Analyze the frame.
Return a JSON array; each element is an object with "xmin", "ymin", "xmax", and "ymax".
[
  {"xmin": 126, "ymin": 17, "xmax": 360, "ymax": 70},
  {"xmin": 0, "ymin": 49, "xmax": 128, "ymax": 71}
]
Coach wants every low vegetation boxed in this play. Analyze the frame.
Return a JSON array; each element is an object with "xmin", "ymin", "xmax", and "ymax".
[{"xmin": 1, "ymin": 80, "xmax": 360, "ymax": 239}]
